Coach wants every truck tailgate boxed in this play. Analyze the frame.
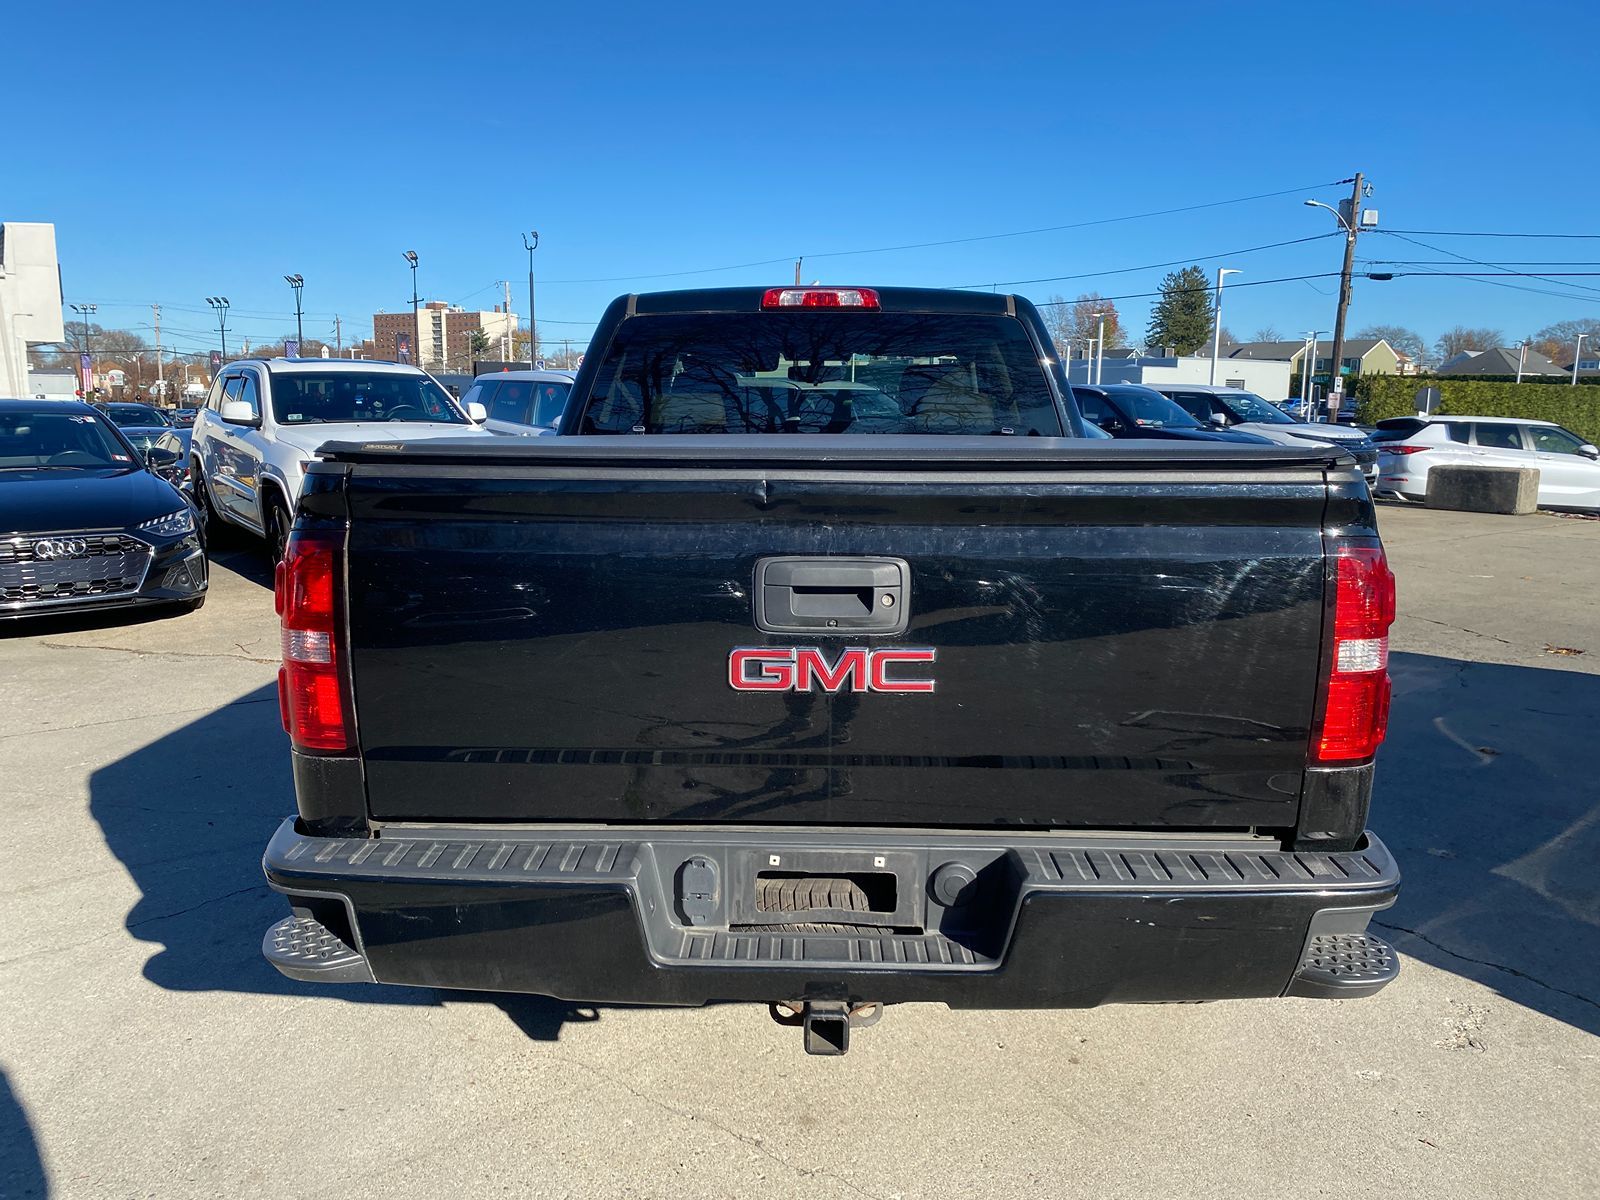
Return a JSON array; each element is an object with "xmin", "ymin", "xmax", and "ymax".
[{"xmin": 331, "ymin": 438, "xmax": 1338, "ymax": 831}]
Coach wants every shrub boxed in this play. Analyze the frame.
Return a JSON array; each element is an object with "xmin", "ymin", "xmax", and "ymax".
[{"xmin": 1355, "ymin": 376, "xmax": 1600, "ymax": 443}]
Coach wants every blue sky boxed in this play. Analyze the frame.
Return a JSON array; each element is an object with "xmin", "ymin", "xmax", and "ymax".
[{"xmin": 11, "ymin": 0, "xmax": 1600, "ymax": 359}]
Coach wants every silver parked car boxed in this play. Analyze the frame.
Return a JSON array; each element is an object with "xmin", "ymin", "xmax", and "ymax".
[
  {"xmin": 1152, "ymin": 384, "xmax": 1379, "ymax": 485},
  {"xmin": 458, "ymin": 369, "xmax": 576, "ymax": 437},
  {"xmin": 1371, "ymin": 415, "xmax": 1600, "ymax": 510}
]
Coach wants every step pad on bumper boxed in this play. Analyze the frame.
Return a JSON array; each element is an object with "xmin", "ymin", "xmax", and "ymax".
[
  {"xmin": 263, "ymin": 914, "xmax": 374, "ymax": 984},
  {"xmin": 1288, "ymin": 932, "xmax": 1398, "ymax": 999}
]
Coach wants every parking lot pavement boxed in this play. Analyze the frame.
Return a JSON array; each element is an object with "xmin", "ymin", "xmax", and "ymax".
[{"xmin": 2, "ymin": 509, "xmax": 1596, "ymax": 1200}]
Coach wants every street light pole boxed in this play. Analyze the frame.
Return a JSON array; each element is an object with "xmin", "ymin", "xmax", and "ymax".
[
  {"xmin": 69, "ymin": 303, "xmax": 97, "ymax": 396},
  {"xmin": 206, "ymin": 297, "xmax": 230, "ymax": 361},
  {"xmin": 1093, "ymin": 311, "xmax": 1111, "ymax": 385},
  {"xmin": 285, "ymin": 275, "xmax": 304, "ymax": 351},
  {"xmin": 403, "ymin": 252, "xmax": 419, "ymax": 364},
  {"xmin": 1209, "ymin": 269, "xmax": 1241, "ymax": 385},
  {"xmin": 1516, "ymin": 340, "xmax": 1528, "ymax": 385},
  {"xmin": 522, "ymin": 231, "xmax": 539, "ymax": 366},
  {"xmin": 1574, "ymin": 333, "xmax": 1589, "ymax": 387}
]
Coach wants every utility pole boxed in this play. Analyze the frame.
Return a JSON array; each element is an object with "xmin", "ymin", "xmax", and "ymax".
[
  {"xmin": 502, "ymin": 280, "xmax": 512, "ymax": 363},
  {"xmin": 522, "ymin": 231, "xmax": 538, "ymax": 366},
  {"xmin": 152, "ymin": 304, "xmax": 164, "ymax": 401},
  {"xmin": 334, "ymin": 314, "xmax": 342, "ymax": 354},
  {"xmin": 403, "ymin": 251, "xmax": 419, "ymax": 365},
  {"xmin": 1327, "ymin": 172, "xmax": 1364, "ymax": 409},
  {"xmin": 794, "ymin": 258, "xmax": 803, "ymax": 286}
]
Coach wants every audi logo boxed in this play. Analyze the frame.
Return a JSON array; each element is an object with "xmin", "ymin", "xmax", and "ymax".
[{"xmin": 32, "ymin": 538, "xmax": 90, "ymax": 560}]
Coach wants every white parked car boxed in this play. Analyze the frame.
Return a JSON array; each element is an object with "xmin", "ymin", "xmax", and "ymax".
[
  {"xmin": 1371, "ymin": 415, "xmax": 1600, "ymax": 510},
  {"xmin": 458, "ymin": 369, "xmax": 576, "ymax": 436},
  {"xmin": 190, "ymin": 358, "xmax": 493, "ymax": 558}
]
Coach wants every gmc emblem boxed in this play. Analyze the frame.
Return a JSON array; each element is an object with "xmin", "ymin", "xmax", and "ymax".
[{"xmin": 728, "ymin": 646, "xmax": 937, "ymax": 694}]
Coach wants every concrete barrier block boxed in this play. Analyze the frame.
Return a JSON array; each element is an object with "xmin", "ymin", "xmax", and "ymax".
[{"xmin": 1425, "ymin": 465, "xmax": 1539, "ymax": 515}]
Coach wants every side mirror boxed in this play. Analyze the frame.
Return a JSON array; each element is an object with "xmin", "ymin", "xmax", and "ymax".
[
  {"xmin": 220, "ymin": 398, "xmax": 260, "ymax": 427},
  {"xmin": 1579, "ymin": 443, "xmax": 1599, "ymax": 460},
  {"xmin": 1208, "ymin": 411, "xmax": 1230, "ymax": 427},
  {"xmin": 145, "ymin": 445, "xmax": 180, "ymax": 471},
  {"xmin": 466, "ymin": 401, "xmax": 488, "ymax": 422}
]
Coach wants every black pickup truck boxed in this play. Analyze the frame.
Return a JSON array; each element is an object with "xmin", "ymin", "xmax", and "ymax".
[{"xmin": 262, "ymin": 286, "xmax": 1400, "ymax": 1054}]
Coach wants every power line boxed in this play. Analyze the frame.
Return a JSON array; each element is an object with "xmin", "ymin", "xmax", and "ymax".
[
  {"xmin": 538, "ymin": 179, "xmax": 1347, "ymax": 285},
  {"xmin": 1376, "ymin": 230, "xmax": 1600, "ymax": 299},
  {"xmin": 1035, "ymin": 272, "xmax": 1340, "ymax": 307},
  {"xmin": 1378, "ymin": 229, "xmax": 1600, "ymax": 239},
  {"xmin": 953, "ymin": 233, "xmax": 1337, "ymax": 290}
]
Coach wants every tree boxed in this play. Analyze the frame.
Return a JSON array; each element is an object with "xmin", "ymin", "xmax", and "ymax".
[
  {"xmin": 1041, "ymin": 295, "xmax": 1073, "ymax": 358},
  {"xmin": 1528, "ymin": 318, "xmax": 1600, "ymax": 366},
  {"xmin": 1356, "ymin": 324, "xmax": 1429, "ymax": 369},
  {"xmin": 1433, "ymin": 326, "xmax": 1504, "ymax": 364},
  {"xmin": 1251, "ymin": 326, "xmax": 1282, "ymax": 342},
  {"xmin": 1145, "ymin": 266, "xmax": 1214, "ymax": 355},
  {"xmin": 1066, "ymin": 293, "xmax": 1127, "ymax": 352},
  {"xmin": 1216, "ymin": 326, "xmax": 1238, "ymax": 347}
]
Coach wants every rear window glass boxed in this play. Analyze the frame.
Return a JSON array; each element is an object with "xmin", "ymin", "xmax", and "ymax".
[
  {"xmin": 576, "ymin": 313, "xmax": 1062, "ymax": 436},
  {"xmin": 1370, "ymin": 419, "xmax": 1426, "ymax": 442}
]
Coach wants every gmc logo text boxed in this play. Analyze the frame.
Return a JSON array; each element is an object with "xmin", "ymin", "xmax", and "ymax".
[{"xmin": 728, "ymin": 646, "xmax": 937, "ymax": 694}]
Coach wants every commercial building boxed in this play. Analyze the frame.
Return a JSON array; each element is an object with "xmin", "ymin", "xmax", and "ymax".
[
  {"xmin": 372, "ymin": 302, "xmax": 517, "ymax": 371},
  {"xmin": 1068, "ymin": 353, "xmax": 1292, "ymax": 398},
  {"xmin": 0, "ymin": 222, "xmax": 66, "ymax": 398}
]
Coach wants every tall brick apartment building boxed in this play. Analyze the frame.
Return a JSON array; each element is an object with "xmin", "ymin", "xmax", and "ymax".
[{"xmin": 372, "ymin": 302, "xmax": 517, "ymax": 370}]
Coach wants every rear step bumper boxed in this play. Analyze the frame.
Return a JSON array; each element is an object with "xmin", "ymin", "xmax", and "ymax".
[{"xmin": 261, "ymin": 820, "xmax": 1400, "ymax": 1008}]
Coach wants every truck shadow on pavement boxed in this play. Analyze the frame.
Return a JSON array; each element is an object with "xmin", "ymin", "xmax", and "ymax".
[
  {"xmin": 1378, "ymin": 652, "xmax": 1600, "ymax": 1037},
  {"xmin": 85, "ymin": 680, "xmax": 643, "ymax": 1045},
  {"xmin": 85, "ymin": 653, "xmax": 1600, "ymax": 1050},
  {"xmin": 0, "ymin": 1070, "xmax": 46, "ymax": 1199}
]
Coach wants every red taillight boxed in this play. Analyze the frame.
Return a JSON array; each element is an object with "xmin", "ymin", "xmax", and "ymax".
[
  {"xmin": 275, "ymin": 528, "xmax": 352, "ymax": 753},
  {"xmin": 1313, "ymin": 542, "xmax": 1396, "ymax": 763},
  {"xmin": 1382, "ymin": 444, "xmax": 1430, "ymax": 456},
  {"xmin": 760, "ymin": 287, "xmax": 880, "ymax": 309}
]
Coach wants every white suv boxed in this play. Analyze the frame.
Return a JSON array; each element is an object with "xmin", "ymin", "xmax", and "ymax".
[
  {"xmin": 1372, "ymin": 415, "xmax": 1600, "ymax": 510},
  {"xmin": 190, "ymin": 359, "xmax": 492, "ymax": 557}
]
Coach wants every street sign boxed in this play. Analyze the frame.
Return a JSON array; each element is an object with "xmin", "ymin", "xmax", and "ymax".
[
  {"xmin": 284, "ymin": 340, "xmax": 299, "ymax": 358},
  {"xmin": 1415, "ymin": 386, "xmax": 1441, "ymax": 415},
  {"xmin": 396, "ymin": 334, "xmax": 412, "ymax": 365},
  {"xmin": 535, "ymin": 357, "xmax": 546, "ymax": 370},
  {"xmin": 79, "ymin": 353, "xmax": 93, "ymax": 394},
  {"xmin": 209, "ymin": 350, "xmax": 222, "ymax": 373}
]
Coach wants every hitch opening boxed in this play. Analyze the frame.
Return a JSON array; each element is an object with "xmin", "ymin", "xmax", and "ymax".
[{"xmin": 770, "ymin": 1000, "xmax": 884, "ymax": 1056}]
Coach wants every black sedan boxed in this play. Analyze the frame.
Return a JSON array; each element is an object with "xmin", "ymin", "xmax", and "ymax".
[
  {"xmin": 0, "ymin": 399, "xmax": 207, "ymax": 619},
  {"xmin": 1074, "ymin": 384, "xmax": 1277, "ymax": 445}
]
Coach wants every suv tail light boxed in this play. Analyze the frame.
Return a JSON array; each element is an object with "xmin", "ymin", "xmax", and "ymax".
[
  {"xmin": 1312, "ymin": 541, "xmax": 1396, "ymax": 763},
  {"xmin": 1382, "ymin": 444, "xmax": 1430, "ymax": 456},
  {"xmin": 275, "ymin": 527, "xmax": 353, "ymax": 754},
  {"xmin": 761, "ymin": 287, "xmax": 880, "ymax": 309}
]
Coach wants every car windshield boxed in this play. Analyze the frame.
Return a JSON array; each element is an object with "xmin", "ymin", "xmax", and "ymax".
[
  {"xmin": 270, "ymin": 372, "xmax": 471, "ymax": 425},
  {"xmin": 0, "ymin": 408, "xmax": 137, "ymax": 470},
  {"xmin": 1216, "ymin": 391, "xmax": 1296, "ymax": 424},
  {"xmin": 102, "ymin": 404, "xmax": 170, "ymax": 427},
  {"xmin": 1104, "ymin": 388, "xmax": 1201, "ymax": 428},
  {"xmin": 577, "ymin": 312, "xmax": 1062, "ymax": 435}
]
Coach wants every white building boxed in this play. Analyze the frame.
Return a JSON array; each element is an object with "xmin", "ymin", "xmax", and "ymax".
[
  {"xmin": 0, "ymin": 222, "xmax": 67, "ymax": 398},
  {"xmin": 1067, "ymin": 353, "xmax": 1292, "ymax": 398}
]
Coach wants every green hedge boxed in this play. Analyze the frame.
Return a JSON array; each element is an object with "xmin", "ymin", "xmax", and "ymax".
[{"xmin": 1354, "ymin": 376, "xmax": 1600, "ymax": 444}]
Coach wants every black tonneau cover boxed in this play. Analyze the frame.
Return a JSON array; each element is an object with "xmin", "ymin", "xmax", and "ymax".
[{"xmin": 315, "ymin": 434, "xmax": 1353, "ymax": 473}]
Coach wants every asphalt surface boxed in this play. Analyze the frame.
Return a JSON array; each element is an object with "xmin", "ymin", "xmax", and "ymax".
[{"xmin": 2, "ymin": 505, "xmax": 1596, "ymax": 1199}]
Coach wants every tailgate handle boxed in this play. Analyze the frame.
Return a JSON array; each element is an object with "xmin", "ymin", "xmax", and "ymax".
[{"xmin": 754, "ymin": 557, "xmax": 909, "ymax": 634}]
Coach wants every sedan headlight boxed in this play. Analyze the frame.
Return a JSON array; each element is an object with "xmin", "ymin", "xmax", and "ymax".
[{"xmin": 138, "ymin": 508, "xmax": 196, "ymax": 538}]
